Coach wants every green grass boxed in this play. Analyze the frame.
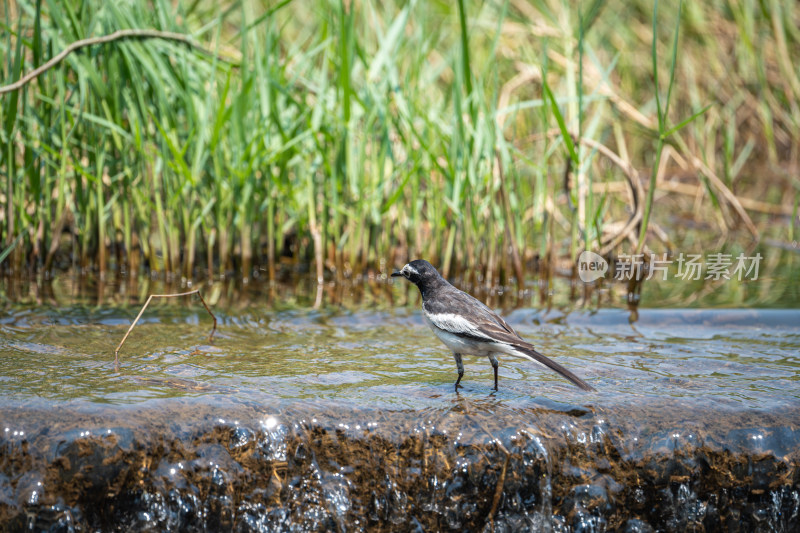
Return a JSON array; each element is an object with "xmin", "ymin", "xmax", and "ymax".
[{"xmin": 0, "ymin": 0, "xmax": 798, "ymax": 284}]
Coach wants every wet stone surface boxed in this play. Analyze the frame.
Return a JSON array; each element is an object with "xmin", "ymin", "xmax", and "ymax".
[{"xmin": 0, "ymin": 399, "xmax": 798, "ymax": 532}]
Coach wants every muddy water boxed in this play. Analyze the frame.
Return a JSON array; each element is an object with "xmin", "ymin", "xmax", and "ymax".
[{"xmin": 0, "ymin": 285, "xmax": 799, "ymax": 530}]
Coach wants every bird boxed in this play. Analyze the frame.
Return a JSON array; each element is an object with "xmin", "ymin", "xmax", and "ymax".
[{"xmin": 391, "ymin": 259, "xmax": 595, "ymax": 392}]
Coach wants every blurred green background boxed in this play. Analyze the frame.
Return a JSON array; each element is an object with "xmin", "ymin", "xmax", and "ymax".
[{"xmin": 1, "ymin": 0, "xmax": 798, "ymax": 288}]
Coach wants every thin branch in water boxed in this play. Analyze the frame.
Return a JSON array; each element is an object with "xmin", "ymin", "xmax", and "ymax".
[{"xmin": 114, "ymin": 290, "xmax": 217, "ymax": 369}]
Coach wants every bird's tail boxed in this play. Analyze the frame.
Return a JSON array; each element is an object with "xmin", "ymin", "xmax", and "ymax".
[{"xmin": 506, "ymin": 343, "xmax": 595, "ymax": 392}]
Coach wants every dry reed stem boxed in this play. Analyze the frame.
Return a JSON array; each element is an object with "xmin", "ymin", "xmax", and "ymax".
[
  {"xmin": 524, "ymin": 130, "xmax": 645, "ymax": 254},
  {"xmin": 496, "ymin": 63, "xmax": 542, "ymax": 130},
  {"xmin": 495, "ymin": 152, "xmax": 525, "ymax": 290},
  {"xmin": 541, "ymin": 53, "xmax": 656, "ymax": 130},
  {"xmin": 505, "ymin": 50, "xmax": 761, "ymax": 248},
  {"xmin": 658, "ymin": 180, "xmax": 794, "ymax": 216},
  {"xmin": 670, "ymin": 134, "xmax": 759, "ymax": 238},
  {"xmin": 114, "ymin": 290, "xmax": 217, "ymax": 368},
  {"xmin": 592, "ymin": 181, "xmax": 631, "ymax": 194},
  {"xmin": 577, "ymin": 137, "xmax": 645, "ymax": 256},
  {"xmin": 507, "ymin": 0, "xmax": 562, "ymax": 38}
]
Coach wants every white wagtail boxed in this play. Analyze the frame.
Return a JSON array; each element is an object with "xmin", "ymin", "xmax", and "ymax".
[{"xmin": 391, "ymin": 259, "xmax": 595, "ymax": 392}]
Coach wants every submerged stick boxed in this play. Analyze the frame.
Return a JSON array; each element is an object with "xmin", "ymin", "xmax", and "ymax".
[
  {"xmin": 114, "ymin": 290, "xmax": 217, "ymax": 368},
  {"xmin": 489, "ymin": 453, "xmax": 510, "ymax": 528},
  {"xmin": 469, "ymin": 414, "xmax": 510, "ymax": 529}
]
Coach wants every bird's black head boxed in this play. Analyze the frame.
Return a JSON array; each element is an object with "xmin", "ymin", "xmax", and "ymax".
[{"xmin": 391, "ymin": 259, "xmax": 445, "ymax": 297}]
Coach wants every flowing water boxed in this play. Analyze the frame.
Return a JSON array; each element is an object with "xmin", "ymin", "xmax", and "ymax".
[{"xmin": 0, "ymin": 274, "xmax": 799, "ymax": 531}]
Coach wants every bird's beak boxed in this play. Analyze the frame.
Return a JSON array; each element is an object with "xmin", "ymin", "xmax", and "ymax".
[{"xmin": 391, "ymin": 270, "xmax": 404, "ymax": 278}]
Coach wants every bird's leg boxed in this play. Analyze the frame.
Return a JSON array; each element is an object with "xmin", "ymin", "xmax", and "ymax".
[
  {"xmin": 453, "ymin": 352, "xmax": 464, "ymax": 392},
  {"xmin": 489, "ymin": 354, "xmax": 499, "ymax": 391}
]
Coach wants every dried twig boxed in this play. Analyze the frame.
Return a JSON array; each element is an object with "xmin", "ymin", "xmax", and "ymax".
[
  {"xmin": 0, "ymin": 29, "xmax": 234, "ymax": 96},
  {"xmin": 114, "ymin": 290, "xmax": 217, "ymax": 368}
]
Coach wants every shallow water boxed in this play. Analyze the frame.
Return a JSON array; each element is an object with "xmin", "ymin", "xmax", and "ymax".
[
  {"xmin": 1, "ymin": 305, "xmax": 798, "ymax": 411},
  {"xmin": 1, "ymin": 280, "xmax": 799, "ymax": 531}
]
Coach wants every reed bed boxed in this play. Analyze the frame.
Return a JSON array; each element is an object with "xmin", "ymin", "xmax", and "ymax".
[{"xmin": 1, "ymin": 0, "xmax": 798, "ymax": 285}]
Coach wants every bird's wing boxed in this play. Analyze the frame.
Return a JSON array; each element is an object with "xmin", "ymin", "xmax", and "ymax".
[{"xmin": 422, "ymin": 288, "xmax": 524, "ymax": 344}]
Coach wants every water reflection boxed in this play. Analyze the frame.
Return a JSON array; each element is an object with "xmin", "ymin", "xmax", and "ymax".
[{"xmin": 2, "ymin": 242, "xmax": 798, "ymax": 314}]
